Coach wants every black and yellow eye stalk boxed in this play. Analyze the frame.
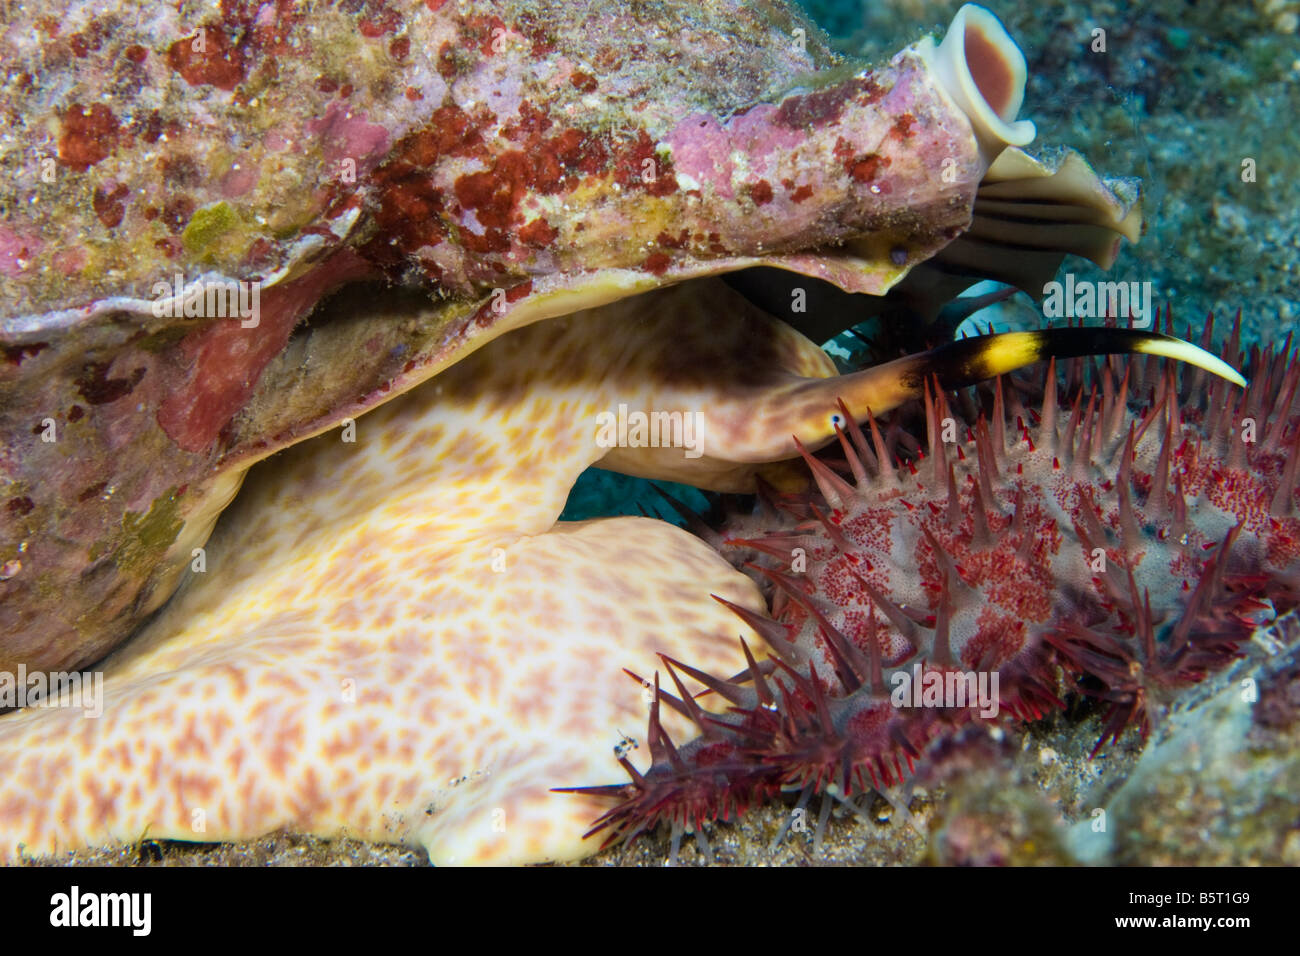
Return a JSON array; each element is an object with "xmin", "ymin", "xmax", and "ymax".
[
  {"xmin": 775, "ymin": 325, "xmax": 1247, "ymax": 462},
  {"xmin": 904, "ymin": 327, "xmax": 1247, "ymax": 392}
]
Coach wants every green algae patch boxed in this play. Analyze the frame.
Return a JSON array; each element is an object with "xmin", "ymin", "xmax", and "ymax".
[
  {"xmin": 114, "ymin": 488, "xmax": 185, "ymax": 576},
  {"xmin": 182, "ymin": 202, "xmax": 252, "ymax": 264}
]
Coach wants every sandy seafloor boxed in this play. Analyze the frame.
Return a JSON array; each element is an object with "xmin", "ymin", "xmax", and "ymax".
[{"xmin": 22, "ymin": 0, "xmax": 1300, "ymax": 866}]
